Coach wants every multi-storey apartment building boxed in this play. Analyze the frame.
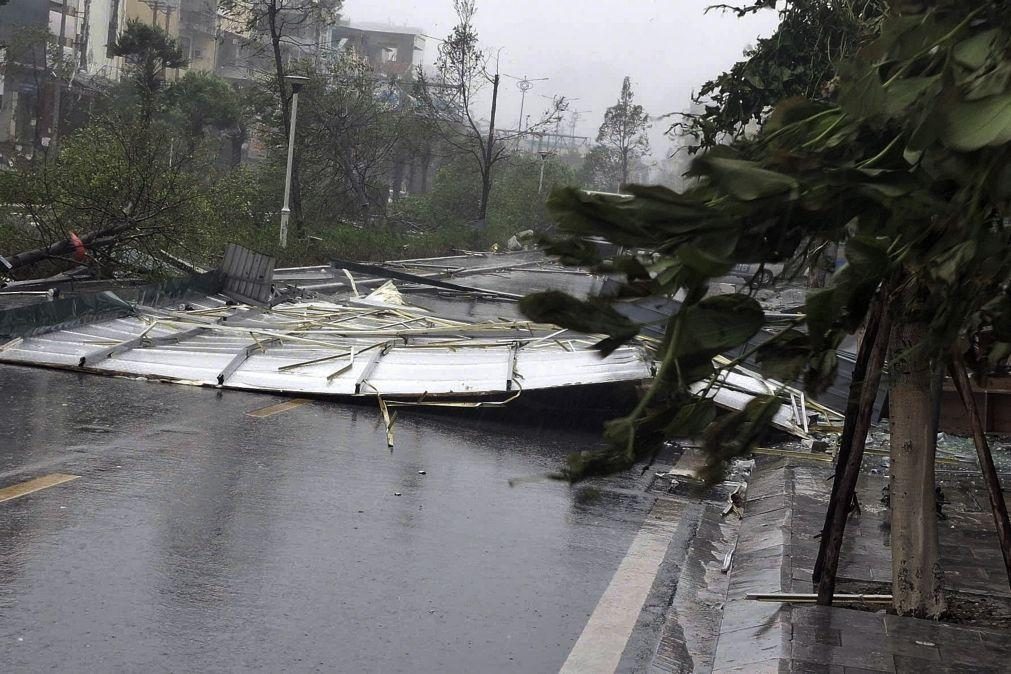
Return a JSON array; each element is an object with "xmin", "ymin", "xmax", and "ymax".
[{"xmin": 0, "ymin": 0, "xmax": 127, "ymax": 154}]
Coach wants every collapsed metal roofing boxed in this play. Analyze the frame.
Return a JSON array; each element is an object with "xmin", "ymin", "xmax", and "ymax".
[
  {"xmin": 0, "ymin": 247, "xmax": 653, "ymax": 403},
  {"xmin": 0, "ymin": 288, "xmax": 651, "ymax": 398},
  {"xmin": 0, "ymin": 246, "xmax": 833, "ymax": 438}
]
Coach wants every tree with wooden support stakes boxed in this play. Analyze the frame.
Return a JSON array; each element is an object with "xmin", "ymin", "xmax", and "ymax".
[{"xmin": 521, "ymin": 0, "xmax": 1011, "ymax": 618}]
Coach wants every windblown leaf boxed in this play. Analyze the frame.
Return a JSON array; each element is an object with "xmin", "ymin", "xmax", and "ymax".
[
  {"xmin": 663, "ymin": 398, "xmax": 718, "ymax": 438},
  {"xmin": 519, "ymin": 291, "xmax": 639, "ymax": 355},
  {"xmin": 931, "ymin": 241, "xmax": 976, "ymax": 284},
  {"xmin": 939, "ymin": 93, "xmax": 1011, "ymax": 151},
  {"xmin": 676, "ymin": 243, "xmax": 734, "ymax": 277},
  {"xmin": 953, "ymin": 28, "xmax": 1001, "ymax": 70},
  {"xmin": 692, "ymin": 156, "xmax": 799, "ymax": 201},
  {"xmin": 755, "ymin": 329, "xmax": 811, "ymax": 381},
  {"xmin": 700, "ymin": 394, "xmax": 782, "ymax": 482},
  {"xmin": 537, "ymin": 234, "xmax": 603, "ymax": 268},
  {"xmin": 671, "ymin": 294, "xmax": 764, "ymax": 362},
  {"xmin": 884, "ymin": 76, "xmax": 940, "ymax": 115}
]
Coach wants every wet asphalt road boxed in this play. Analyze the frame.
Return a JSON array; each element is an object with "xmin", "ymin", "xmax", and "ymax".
[{"xmin": 0, "ymin": 365, "xmax": 659, "ymax": 672}]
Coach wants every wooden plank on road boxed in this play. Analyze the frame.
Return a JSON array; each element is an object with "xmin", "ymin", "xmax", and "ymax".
[
  {"xmin": 0, "ymin": 473, "xmax": 80, "ymax": 503},
  {"xmin": 246, "ymin": 398, "xmax": 311, "ymax": 418}
]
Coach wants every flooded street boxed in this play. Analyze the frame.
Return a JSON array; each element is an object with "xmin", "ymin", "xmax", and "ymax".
[{"xmin": 0, "ymin": 365, "xmax": 661, "ymax": 672}]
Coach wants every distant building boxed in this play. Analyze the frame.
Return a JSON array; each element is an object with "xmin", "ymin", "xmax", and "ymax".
[
  {"xmin": 0, "ymin": 0, "xmax": 127, "ymax": 155},
  {"xmin": 214, "ymin": 1, "xmax": 342, "ymax": 83},
  {"xmin": 329, "ymin": 19, "xmax": 425, "ymax": 78},
  {"xmin": 0, "ymin": 2, "xmax": 432, "ymax": 181}
]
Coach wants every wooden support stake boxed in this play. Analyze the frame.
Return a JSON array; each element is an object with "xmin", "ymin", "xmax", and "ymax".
[
  {"xmin": 814, "ymin": 295, "xmax": 892, "ymax": 605},
  {"xmin": 947, "ymin": 352, "xmax": 1011, "ymax": 591}
]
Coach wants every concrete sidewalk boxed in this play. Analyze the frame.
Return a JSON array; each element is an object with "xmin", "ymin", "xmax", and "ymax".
[{"xmin": 707, "ymin": 458, "xmax": 1011, "ymax": 673}]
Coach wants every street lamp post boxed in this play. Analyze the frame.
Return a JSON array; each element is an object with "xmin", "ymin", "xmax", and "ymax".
[
  {"xmin": 279, "ymin": 75, "xmax": 310, "ymax": 249},
  {"xmin": 513, "ymin": 75, "xmax": 548, "ymax": 133}
]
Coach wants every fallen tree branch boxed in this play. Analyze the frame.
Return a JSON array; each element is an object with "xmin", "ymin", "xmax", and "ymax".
[{"xmin": 2, "ymin": 221, "xmax": 136, "ymax": 273}]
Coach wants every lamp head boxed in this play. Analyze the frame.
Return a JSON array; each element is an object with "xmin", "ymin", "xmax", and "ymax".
[{"xmin": 284, "ymin": 74, "xmax": 311, "ymax": 93}]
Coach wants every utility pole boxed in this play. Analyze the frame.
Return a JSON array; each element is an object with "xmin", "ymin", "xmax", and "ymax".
[
  {"xmin": 516, "ymin": 77, "xmax": 531, "ymax": 131},
  {"xmin": 569, "ymin": 109, "xmax": 591, "ymax": 151},
  {"xmin": 478, "ymin": 72, "xmax": 499, "ymax": 223}
]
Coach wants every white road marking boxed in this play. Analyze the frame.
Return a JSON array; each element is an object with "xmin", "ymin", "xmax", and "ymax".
[{"xmin": 559, "ymin": 498, "xmax": 679, "ymax": 674}]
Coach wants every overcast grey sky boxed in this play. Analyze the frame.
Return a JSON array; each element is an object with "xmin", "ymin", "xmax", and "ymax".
[{"xmin": 344, "ymin": 0, "xmax": 780, "ymax": 157}]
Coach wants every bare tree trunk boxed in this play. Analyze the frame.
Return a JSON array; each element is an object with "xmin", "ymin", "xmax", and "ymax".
[
  {"xmin": 230, "ymin": 125, "xmax": 247, "ymax": 167},
  {"xmin": 420, "ymin": 149, "xmax": 432, "ymax": 193},
  {"xmin": 478, "ymin": 168, "xmax": 492, "ymax": 225},
  {"xmin": 889, "ymin": 319, "xmax": 946, "ymax": 618},
  {"xmin": 390, "ymin": 150, "xmax": 404, "ymax": 203}
]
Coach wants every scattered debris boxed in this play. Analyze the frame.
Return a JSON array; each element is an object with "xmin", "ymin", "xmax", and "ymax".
[
  {"xmin": 722, "ymin": 484, "xmax": 746, "ymax": 519},
  {"xmin": 0, "ymin": 279, "xmax": 652, "ymax": 402},
  {"xmin": 689, "ymin": 361, "xmax": 837, "ymax": 439},
  {"xmin": 722, "ymin": 543, "xmax": 736, "ymax": 574},
  {"xmin": 746, "ymin": 592, "xmax": 893, "ymax": 604}
]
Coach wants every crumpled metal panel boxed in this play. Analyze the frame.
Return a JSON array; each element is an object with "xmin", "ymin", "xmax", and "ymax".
[{"xmin": 0, "ymin": 293, "xmax": 653, "ymax": 400}]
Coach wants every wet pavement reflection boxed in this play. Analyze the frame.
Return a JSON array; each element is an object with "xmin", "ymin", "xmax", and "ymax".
[{"xmin": 0, "ymin": 365, "xmax": 654, "ymax": 672}]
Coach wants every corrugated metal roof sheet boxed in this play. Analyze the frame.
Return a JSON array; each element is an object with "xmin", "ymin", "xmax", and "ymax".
[{"xmin": 0, "ymin": 290, "xmax": 653, "ymax": 401}]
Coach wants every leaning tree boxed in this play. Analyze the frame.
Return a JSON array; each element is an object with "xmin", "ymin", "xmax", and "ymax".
[{"xmin": 522, "ymin": 0, "xmax": 1011, "ymax": 618}]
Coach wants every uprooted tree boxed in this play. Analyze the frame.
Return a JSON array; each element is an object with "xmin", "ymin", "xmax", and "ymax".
[{"xmin": 521, "ymin": 0, "xmax": 1011, "ymax": 618}]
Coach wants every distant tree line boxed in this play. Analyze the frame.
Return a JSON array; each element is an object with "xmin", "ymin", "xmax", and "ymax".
[{"xmin": 0, "ymin": 2, "xmax": 651, "ymax": 279}]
